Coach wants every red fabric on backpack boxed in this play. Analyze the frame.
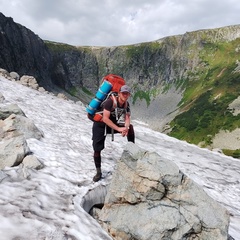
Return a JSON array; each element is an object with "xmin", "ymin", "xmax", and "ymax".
[
  {"xmin": 102, "ymin": 74, "xmax": 125, "ymax": 93},
  {"xmin": 87, "ymin": 74, "xmax": 126, "ymax": 122}
]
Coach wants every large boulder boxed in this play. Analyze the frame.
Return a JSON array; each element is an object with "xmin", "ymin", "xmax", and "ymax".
[
  {"xmin": 2, "ymin": 113, "xmax": 44, "ymax": 140},
  {"xmin": 99, "ymin": 143, "xmax": 230, "ymax": 240},
  {"xmin": 0, "ymin": 134, "xmax": 29, "ymax": 169},
  {"xmin": 0, "ymin": 103, "xmax": 43, "ymax": 170}
]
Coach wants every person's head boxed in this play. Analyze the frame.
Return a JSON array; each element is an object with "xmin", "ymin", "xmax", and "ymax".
[{"xmin": 119, "ymin": 85, "xmax": 131, "ymax": 102}]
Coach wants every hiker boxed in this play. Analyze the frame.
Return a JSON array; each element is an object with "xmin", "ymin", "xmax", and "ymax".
[{"xmin": 92, "ymin": 85, "xmax": 135, "ymax": 182}]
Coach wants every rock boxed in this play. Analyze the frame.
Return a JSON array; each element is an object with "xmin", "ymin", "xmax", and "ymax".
[
  {"xmin": 99, "ymin": 143, "xmax": 230, "ymax": 240},
  {"xmin": 30, "ymin": 83, "xmax": 39, "ymax": 90},
  {"xmin": 228, "ymin": 96, "xmax": 240, "ymax": 116},
  {"xmin": 2, "ymin": 114, "xmax": 44, "ymax": 140},
  {"xmin": 0, "ymin": 68, "xmax": 10, "ymax": 78},
  {"xmin": 0, "ymin": 103, "xmax": 26, "ymax": 120},
  {"xmin": 0, "ymin": 135, "xmax": 30, "ymax": 170},
  {"xmin": 81, "ymin": 185, "xmax": 108, "ymax": 213},
  {"xmin": 22, "ymin": 155, "xmax": 43, "ymax": 170},
  {"xmin": 38, "ymin": 87, "xmax": 46, "ymax": 93},
  {"xmin": 16, "ymin": 156, "xmax": 43, "ymax": 179},
  {"xmin": 19, "ymin": 75, "xmax": 39, "ymax": 89},
  {"xmin": 57, "ymin": 93, "xmax": 68, "ymax": 100},
  {"xmin": 0, "ymin": 104, "xmax": 43, "ymax": 170},
  {"xmin": 10, "ymin": 71, "xmax": 20, "ymax": 81}
]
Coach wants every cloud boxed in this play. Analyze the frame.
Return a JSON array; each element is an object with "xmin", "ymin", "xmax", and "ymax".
[{"xmin": 0, "ymin": 0, "xmax": 240, "ymax": 46}]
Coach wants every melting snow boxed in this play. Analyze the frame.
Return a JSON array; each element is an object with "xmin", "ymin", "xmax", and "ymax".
[{"xmin": 0, "ymin": 77, "xmax": 240, "ymax": 239}]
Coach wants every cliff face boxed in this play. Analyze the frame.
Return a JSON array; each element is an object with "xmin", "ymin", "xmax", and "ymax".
[
  {"xmin": 47, "ymin": 25, "xmax": 240, "ymax": 97},
  {"xmin": 47, "ymin": 43, "xmax": 100, "ymax": 102},
  {"xmin": 0, "ymin": 13, "xmax": 53, "ymax": 89}
]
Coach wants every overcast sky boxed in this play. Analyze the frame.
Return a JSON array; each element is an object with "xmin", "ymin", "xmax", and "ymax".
[{"xmin": 1, "ymin": 0, "xmax": 240, "ymax": 47}]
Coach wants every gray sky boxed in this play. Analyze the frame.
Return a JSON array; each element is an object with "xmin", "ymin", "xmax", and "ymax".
[{"xmin": 1, "ymin": 0, "xmax": 240, "ymax": 47}]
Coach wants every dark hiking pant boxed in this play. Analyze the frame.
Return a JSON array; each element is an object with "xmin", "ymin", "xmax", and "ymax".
[{"xmin": 92, "ymin": 122, "xmax": 135, "ymax": 168}]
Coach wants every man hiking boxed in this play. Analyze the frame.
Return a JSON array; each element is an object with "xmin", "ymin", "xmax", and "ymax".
[{"xmin": 92, "ymin": 85, "xmax": 135, "ymax": 182}]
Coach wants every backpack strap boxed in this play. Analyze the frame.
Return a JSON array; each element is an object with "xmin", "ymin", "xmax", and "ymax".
[
  {"xmin": 111, "ymin": 94, "xmax": 118, "ymax": 109},
  {"xmin": 110, "ymin": 94, "xmax": 127, "ymax": 110},
  {"xmin": 91, "ymin": 93, "xmax": 128, "ymax": 125},
  {"xmin": 113, "ymin": 95, "xmax": 128, "ymax": 124}
]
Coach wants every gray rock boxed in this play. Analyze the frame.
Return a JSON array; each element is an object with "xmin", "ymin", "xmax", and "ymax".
[
  {"xmin": 0, "ymin": 68, "xmax": 10, "ymax": 78},
  {"xmin": 10, "ymin": 71, "xmax": 20, "ymax": 81},
  {"xmin": 0, "ymin": 104, "xmax": 43, "ymax": 170},
  {"xmin": 38, "ymin": 87, "xmax": 46, "ymax": 93},
  {"xmin": 0, "ymin": 103, "xmax": 26, "ymax": 120},
  {"xmin": 15, "ymin": 155, "xmax": 43, "ymax": 179},
  {"xmin": 99, "ymin": 143, "xmax": 230, "ymax": 240},
  {"xmin": 22, "ymin": 155, "xmax": 43, "ymax": 170},
  {"xmin": 0, "ymin": 135, "xmax": 30, "ymax": 170},
  {"xmin": 3, "ymin": 114, "xmax": 44, "ymax": 140},
  {"xmin": 81, "ymin": 185, "xmax": 108, "ymax": 213},
  {"xmin": 19, "ymin": 75, "xmax": 40, "ymax": 90}
]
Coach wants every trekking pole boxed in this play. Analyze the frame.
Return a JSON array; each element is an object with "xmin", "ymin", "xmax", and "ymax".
[{"xmin": 111, "ymin": 128, "xmax": 114, "ymax": 141}]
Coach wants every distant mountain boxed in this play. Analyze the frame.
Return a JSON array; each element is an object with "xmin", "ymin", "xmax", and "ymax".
[{"xmin": 1, "ymin": 12, "xmax": 240, "ymax": 156}]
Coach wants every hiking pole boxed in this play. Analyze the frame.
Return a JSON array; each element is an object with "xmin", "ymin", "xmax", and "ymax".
[{"xmin": 111, "ymin": 128, "xmax": 114, "ymax": 141}]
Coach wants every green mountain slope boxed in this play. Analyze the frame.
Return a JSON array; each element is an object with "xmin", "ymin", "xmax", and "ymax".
[{"xmin": 168, "ymin": 37, "xmax": 240, "ymax": 156}]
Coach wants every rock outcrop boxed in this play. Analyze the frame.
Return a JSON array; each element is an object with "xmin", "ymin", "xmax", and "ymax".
[
  {"xmin": 99, "ymin": 143, "xmax": 230, "ymax": 240},
  {"xmin": 0, "ymin": 102, "xmax": 43, "ymax": 170}
]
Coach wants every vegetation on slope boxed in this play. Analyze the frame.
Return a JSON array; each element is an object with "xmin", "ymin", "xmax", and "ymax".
[
  {"xmin": 169, "ymin": 38, "xmax": 240, "ymax": 151},
  {"xmin": 44, "ymin": 41, "xmax": 77, "ymax": 52}
]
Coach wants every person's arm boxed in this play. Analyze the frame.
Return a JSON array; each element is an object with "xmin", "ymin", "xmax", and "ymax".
[
  {"xmin": 102, "ymin": 108, "xmax": 126, "ymax": 133},
  {"xmin": 120, "ymin": 113, "xmax": 130, "ymax": 136},
  {"xmin": 124, "ymin": 113, "xmax": 131, "ymax": 129}
]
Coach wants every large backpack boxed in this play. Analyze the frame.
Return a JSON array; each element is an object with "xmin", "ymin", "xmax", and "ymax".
[{"xmin": 86, "ymin": 74, "xmax": 126, "ymax": 122}]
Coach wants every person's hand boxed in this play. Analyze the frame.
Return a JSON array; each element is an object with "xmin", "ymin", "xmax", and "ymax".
[{"xmin": 118, "ymin": 126, "xmax": 129, "ymax": 137}]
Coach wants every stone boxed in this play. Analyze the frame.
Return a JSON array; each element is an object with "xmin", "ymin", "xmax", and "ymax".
[
  {"xmin": 22, "ymin": 155, "xmax": 43, "ymax": 170},
  {"xmin": 0, "ymin": 103, "xmax": 26, "ymax": 120},
  {"xmin": 10, "ymin": 71, "xmax": 20, "ymax": 81},
  {"xmin": 0, "ymin": 68, "xmax": 10, "ymax": 78},
  {"xmin": 0, "ymin": 135, "xmax": 30, "ymax": 170},
  {"xmin": 2, "ymin": 114, "xmax": 44, "ymax": 140},
  {"xmin": 0, "ymin": 104, "xmax": 43, "ymax": 170},
  {"xmin": 99, "ymin": 143, "xmax": 230, "ymax": 240},
  {"xmin": 38, "ymin": 87, "xmax": 46, "ymax": 93}
]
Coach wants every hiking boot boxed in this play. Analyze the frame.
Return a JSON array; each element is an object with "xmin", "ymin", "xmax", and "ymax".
[{"xmin": 93, "ymin": 168, "xmax": 102, "ymax": 182}]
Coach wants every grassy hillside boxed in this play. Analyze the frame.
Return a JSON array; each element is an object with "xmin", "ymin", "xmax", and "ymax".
[{"xmin": 168, "ymin": 38, "xmax": 240, "ymax": 151}]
